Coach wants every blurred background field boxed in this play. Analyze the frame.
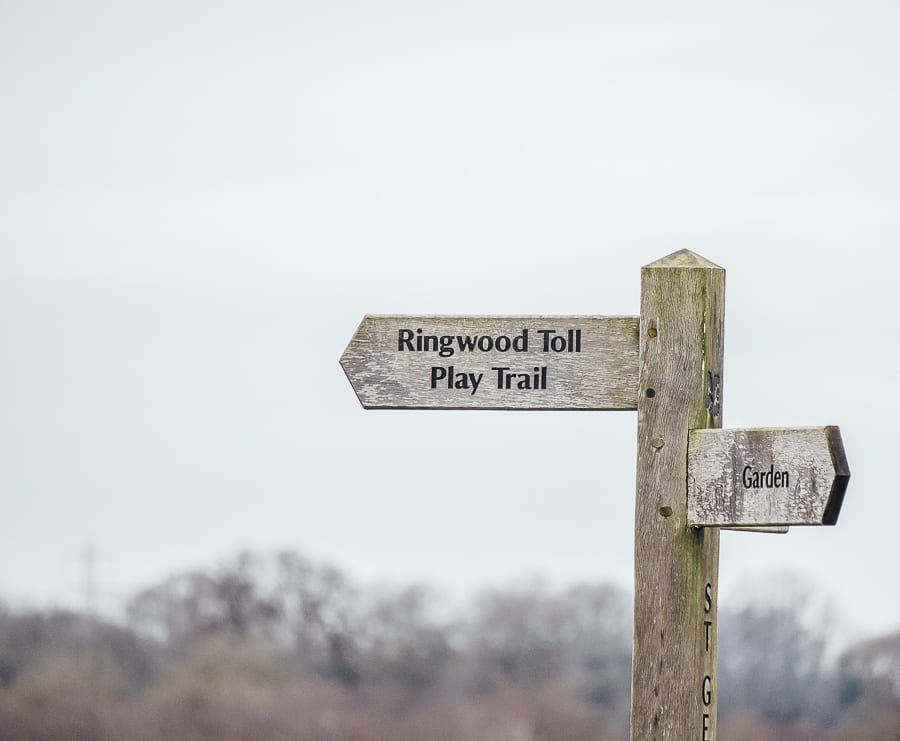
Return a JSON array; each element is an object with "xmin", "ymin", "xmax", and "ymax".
[{"xmin": 1, "ymin": 550, "xmax": 898, "ymax": 740}]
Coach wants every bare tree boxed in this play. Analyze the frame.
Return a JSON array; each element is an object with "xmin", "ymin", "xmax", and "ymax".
[{"xmin": 718, "ymin": 575, "xmax": 838, "ymax": 724}]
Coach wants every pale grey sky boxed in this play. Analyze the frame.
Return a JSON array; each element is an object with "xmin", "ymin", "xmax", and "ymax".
[{"xmin": 1, "ymin": 2, "xmax": 898, "ymax": 639}]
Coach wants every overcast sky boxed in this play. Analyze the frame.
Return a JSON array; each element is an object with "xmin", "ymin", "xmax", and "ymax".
[{"xmin": 2, "ymin": 2, "xmax": 898, "ymax": 641}]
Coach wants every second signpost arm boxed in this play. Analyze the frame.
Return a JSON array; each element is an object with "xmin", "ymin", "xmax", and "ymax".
[{"xmin": 631, "ymin": 250, "xmax": 724, "ymax": 741}]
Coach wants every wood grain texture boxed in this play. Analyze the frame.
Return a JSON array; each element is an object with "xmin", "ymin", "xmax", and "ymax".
[
  {"xmin": 340, "ymin": 315, "xmax": 639, "ymax": 410},
  {"xmin": 687, "ymin": 426, "xmax": 850, "ymax": 527},
  {"xmin": 631, "ymin": 250, "xmax": 723, "ymax": 741}
]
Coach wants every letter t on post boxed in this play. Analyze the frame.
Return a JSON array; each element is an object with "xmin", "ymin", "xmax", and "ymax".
[{"xmin": 631, "ymin": 251, "xmax": 724, "ymax": 741}]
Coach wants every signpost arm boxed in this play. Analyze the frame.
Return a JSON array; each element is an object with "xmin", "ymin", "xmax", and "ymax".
[{"xmin": 631, "ymin": 250, "xmax": 724, "ymax": 741}]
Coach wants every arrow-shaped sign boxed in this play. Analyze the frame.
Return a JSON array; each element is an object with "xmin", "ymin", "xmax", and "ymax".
[
  {"xmin": 687, "ymin": 426, "xmax": 850, "ymax": 527},
  {"xmin": 340, "ymin": 315, "xmax": 639, "ymax": 410}
]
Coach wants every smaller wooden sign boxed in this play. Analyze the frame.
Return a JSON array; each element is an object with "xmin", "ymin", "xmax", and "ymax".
[
  {"xmin": 687, "ymin": 426, "xmax": 850, "ymax": 527},
  {"xmin": 340, "ymin": 315, "xmax": 639, "ymax": 410}
]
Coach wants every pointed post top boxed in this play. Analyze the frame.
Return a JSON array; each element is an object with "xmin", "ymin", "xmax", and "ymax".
[{"xmin": 643, "ymin": 249, "xmax": 723, "ymax": 270}]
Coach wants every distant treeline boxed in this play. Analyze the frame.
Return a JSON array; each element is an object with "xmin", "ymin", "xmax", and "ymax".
[{"xmin": 0, "ymin": 550, "xmax": 898, "ymax": 740}]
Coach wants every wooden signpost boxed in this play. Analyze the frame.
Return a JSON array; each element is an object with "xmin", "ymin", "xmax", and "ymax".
[{"xmin": 340, "ymin": 250, "xmax": 851, "ymax": 741}]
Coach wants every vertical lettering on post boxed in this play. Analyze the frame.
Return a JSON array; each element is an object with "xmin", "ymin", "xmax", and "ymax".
[{"xmin": 701, "ymin": 581, "xmax": 716, "ymax": 740}]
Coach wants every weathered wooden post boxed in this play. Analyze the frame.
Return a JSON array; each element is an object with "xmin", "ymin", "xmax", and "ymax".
[
  {"xmin": 339, "ymin": 249, "xmax": 850, "ymax": 741},
  {"xmin": 631, "ymin": 251, "xmax": 723, "ymax": 740}
]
